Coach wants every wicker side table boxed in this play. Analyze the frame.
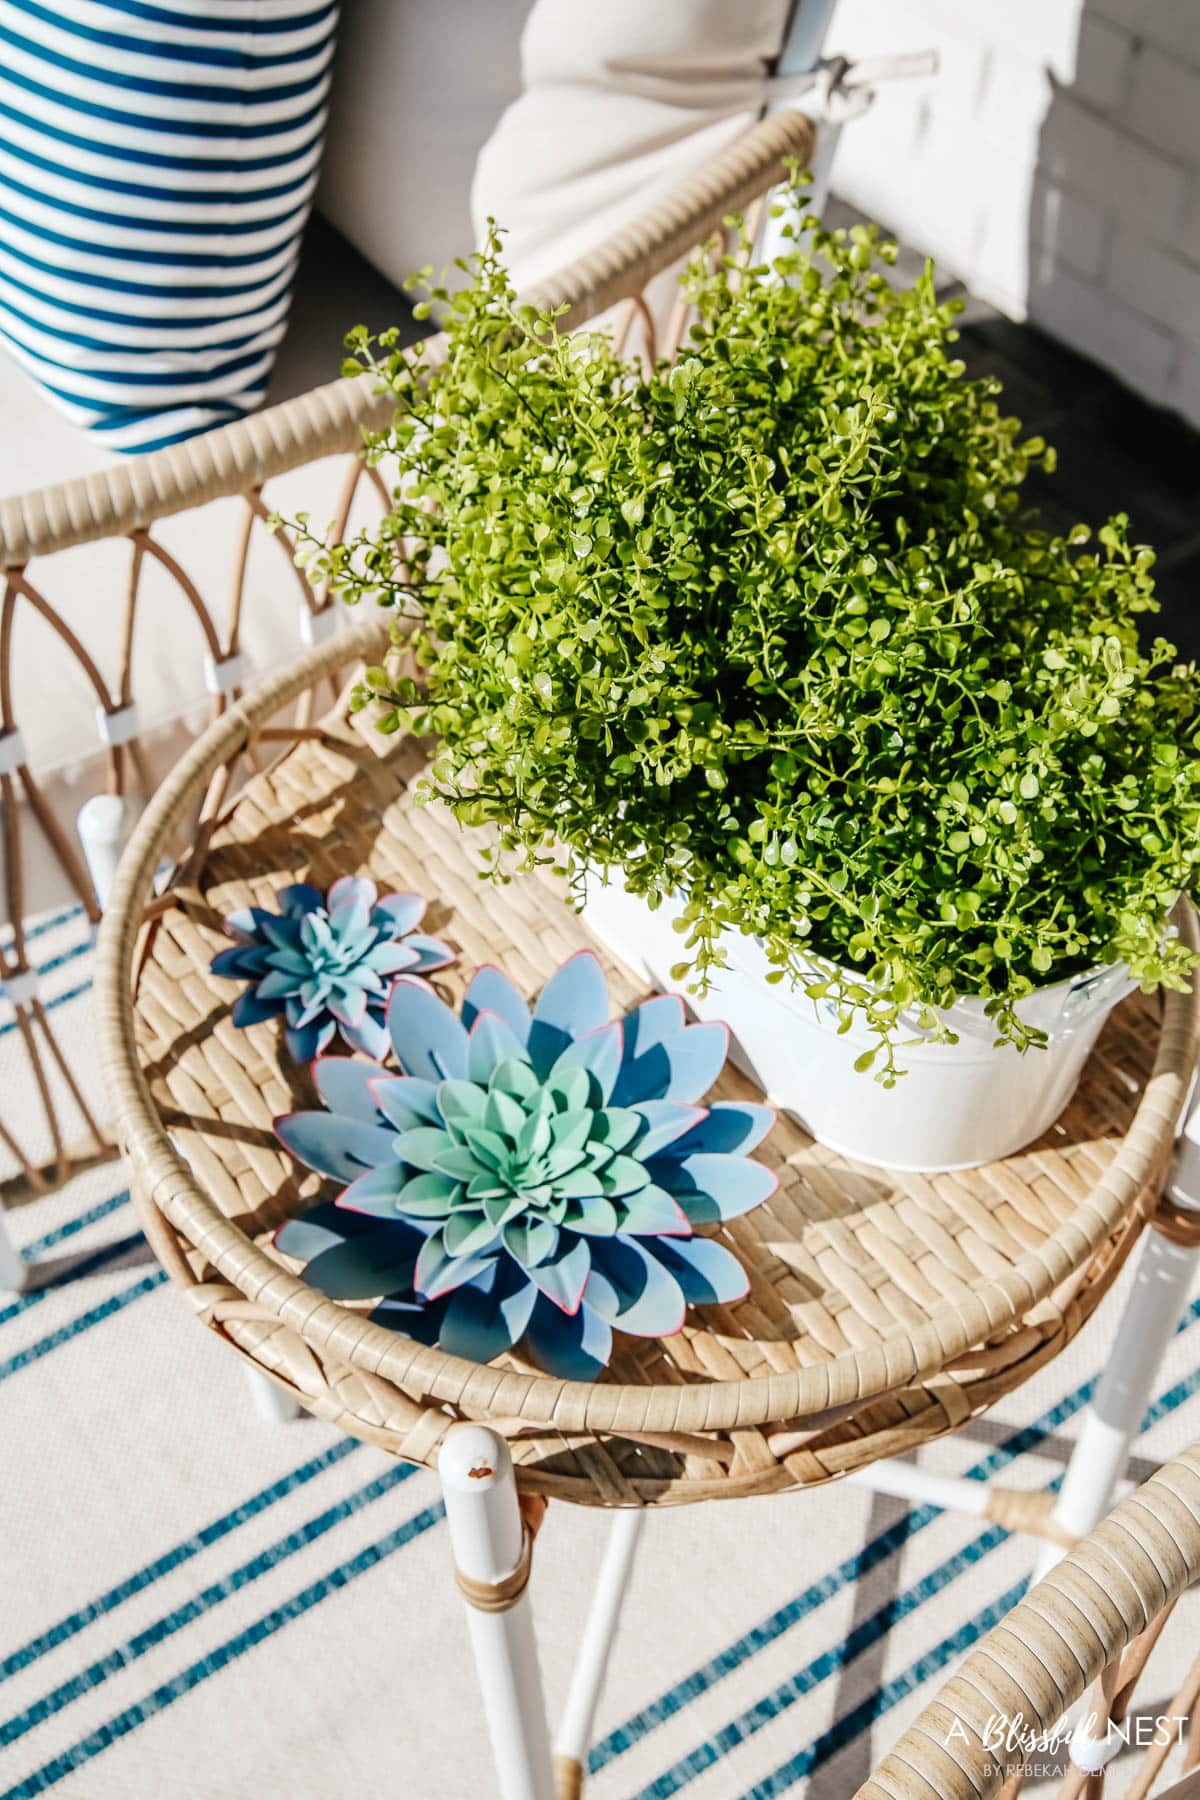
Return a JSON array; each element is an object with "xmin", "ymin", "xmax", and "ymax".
[{"xmin": 97, "ymin": 625, "xmax": 1200, "ymax": 1798}]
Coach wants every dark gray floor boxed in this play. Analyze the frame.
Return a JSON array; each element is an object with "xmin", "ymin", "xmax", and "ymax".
[{"xmin": 282, "ymin": 205, "xmax": 1200, "ymax": 657}]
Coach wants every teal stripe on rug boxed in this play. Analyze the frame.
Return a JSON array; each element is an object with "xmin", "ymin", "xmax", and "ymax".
[
  {"xmin": 0, "ymin": 1439, "xmax": 359, "ymax": 1682},
  {"xmin": 1, "ymin": 1498, "xmax": 446, "ymax": 1798},
  {"xmin": 594, "ymin": 1295, "xmax": 1200, "ymax": 1780},
  {"xmin": 0, "ymin": 1270, "xmax": 168, "ymax": 1381},
  {"xmin": 738, "ymin": 1577, "xmax": 1031, "ymax": 1799},
  {"xmin": 21, "ymin": 1189, "xmax": 130, "ymax": 1260},
  {"xmin": 0, "ymin": 1462, "xmax": 420, "ymax": 1746},
  {"xmin": 0, "ymin": 1233, "xmax": 147, "ymax": 1328},
  {"xmin": 630, "ymin": 1331, "xmax": 1200, "ymax": 1797}
]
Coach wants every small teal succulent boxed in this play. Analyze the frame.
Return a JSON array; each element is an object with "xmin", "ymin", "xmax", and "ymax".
[
  {"xmin": 273, "ymin": 951, "xmax": 776, "ymax": 1380},
  {"xmin": 212, "ymin": 876, "xmax": 453, "ymax": 1062}
]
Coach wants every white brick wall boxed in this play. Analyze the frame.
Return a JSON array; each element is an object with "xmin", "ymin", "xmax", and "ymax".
[{"xmin": 826, "ymin": 0, "xmax": 1200, "ymax": 425}]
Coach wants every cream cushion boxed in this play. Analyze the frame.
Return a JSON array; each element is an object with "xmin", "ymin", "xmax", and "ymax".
[{"xmin": 472, "ymin": 0, "xmax": 792, "ymax": 291}]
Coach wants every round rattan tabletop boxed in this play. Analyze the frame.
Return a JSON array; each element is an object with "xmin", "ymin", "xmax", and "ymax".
[{"xmin": 98, "ymin": 622, "xmax": 1200, "ymax": 1507}]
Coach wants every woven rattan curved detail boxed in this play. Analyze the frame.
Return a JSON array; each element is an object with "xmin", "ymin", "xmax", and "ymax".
[
  {"xmin": 859, "ymin": 1443, "xmax": 1200, "ymax": 1798},
  {"xmin": 96, "ymin": 621, "xmax": 1200, "ymax": 1505}
]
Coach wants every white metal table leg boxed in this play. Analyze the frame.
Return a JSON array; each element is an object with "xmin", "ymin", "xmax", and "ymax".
[
  {"xmin": 1035, "ymin": 1221, "xmax": 1199, "ymax": 1578},
  {"xmin": 1036, "ymin": 1084, "xmax": 1200, "ymax": 1580},
  {"xmin": 0, "ymin": 1204, "xmax": 24, "ymax": 1293},
  {"xmin": 246, "ymin": 1368, "xmax": 302, "ymax": 1423},
  {"xmin": 553, "ymin": 1508, "xmax": 646, "ymax": 1796},
  {"xmin": 77, "ymin": 794, "xmax": 133, "ymax": 910},
  {"xmin": 440, "ymin": 1424, "xmax": 556, "ymax": 1800}
]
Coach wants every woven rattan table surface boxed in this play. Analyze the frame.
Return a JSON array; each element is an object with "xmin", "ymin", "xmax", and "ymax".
[{"xmin": 104, "ymin": 628, "xmax": 1199, "ymax": 1504}]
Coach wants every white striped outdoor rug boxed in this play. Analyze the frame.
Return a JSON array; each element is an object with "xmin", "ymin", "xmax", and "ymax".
[{"xmin": 2, "ymin": 903, "xmax": 1198, "ymax": 1798}]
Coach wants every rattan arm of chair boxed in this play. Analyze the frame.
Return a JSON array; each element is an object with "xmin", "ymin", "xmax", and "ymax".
[
  {"xmin": 0, "ymin": 111, "xmax": 815, "ymax": 571},
  {"xmin": 856, "ymin": 1444, "xmax": 1200, "ymax": 1799}
]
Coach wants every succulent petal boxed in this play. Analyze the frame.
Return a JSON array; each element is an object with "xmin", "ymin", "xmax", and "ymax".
[
  {"xmin": 303, "ymin": 1222, "xmax": 423, "ymax": 1301},
  {"xmin": 653, "ymin": 1101, "xmax": 776, "ymax": 1158},
  {"xmin": 313, "ymin": 1056, "xmax": 387, "ymax": 1123},
  {"xmin": 371, "ymin": 892, "xmax": 426, "ymax": 936},
  {"xmin": 584, "ymin": 1237, "xmax": 687, "ymax": 1337},
  {"xmin": 328, "ymin": 986, "xmax": 369, "ymax": 1030},
  {"xmin": 549, "ymin": 1020, "xmax": 624, "ymax": 1105},
  {"xmin": 397, "ymin": 933, "xmax": 457, "ymax": 973},
  {"xmin": 520, "ymin": 1234, "xmax": 591, "ymax": 1315},
  {"xmin": 528, "ymin": 950, "xmax": 607, "ymax": 1074},
  {"xmin": 277, "ymin": 882, "xmax": 326, "ymax": 918},
  {"xmin": 523, "ymin": 1295, "xmax": 613, "ymax": 1380},
  {"xmin": 371, "ymin": 1075, "xmax": 443, "ymax": 1131},
  {"xmin": 646, "ymin": 1236, "xmax": 750, "ymax": 1306},
  {"xmin": 284, "ymin": 1018, "xmax": 335, "ymax": 1062},
  {"xmin": 393, "ymin": 1172, "xmax": 461, "ymax": 1219},
  {"xmin": 467, "ymin": 1010, "xmax": 531, "ymax": 1085},
  {"xmin": 462, "ymin": 965, "xmax": 533, "ymax": 1042},
  {"xmin": 275, "ymin": 1111, "xmax": 400, "ymax": 1181},
  {"xmin": 437, "ymin": 1265, "xmax": 538, "ymax": 1363},
  {"xmin": 210, "ymin": 945, "xmax": 269, "ymax": 979},
  {"xmin": 654, "ymin": 1152, "xmax": 778, "ymax": 1224},
  {"xmin": 338, "ymin": 1164, "xmax": 416, "ymax": 1219},
  {"xmin": 414, "ymin": 1230, "xmax": 496, "ymax": 1301},
  {"xmin": 231, "ymin": 989, "xmax": 282, "ymax": 1028},
  {"xmin": 388, "ymin": 976, "xmax": 470, "ymax": 1081},
  {"xmin": 274, "ymin": 1201, "xmax": 372, "ymax": 1264},
  {"xmin": 613, "ymin": 1183, "xmax": 691, "ymax": 1236},
  {"xmin": 337, "ymin": 1010, "xmax": 390, "ymax": 1062},
  {"xmin": 609, "ymin": 994, "xmax": 687, "ymax": 1105}
]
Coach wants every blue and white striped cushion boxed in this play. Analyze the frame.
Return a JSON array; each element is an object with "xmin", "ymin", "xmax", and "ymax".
[{"xmin": 0, "ymin": 0, "xmax": 338, "ymax": 454}]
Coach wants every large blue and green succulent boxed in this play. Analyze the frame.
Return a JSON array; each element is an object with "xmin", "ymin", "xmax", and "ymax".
[
  {"xmin": 211, "ymin": 876, "xmax": 454, "ymax": 1062},
  {"xmin": 273, "ymin": 951, "xmax": 776, "ymax": 1379}
]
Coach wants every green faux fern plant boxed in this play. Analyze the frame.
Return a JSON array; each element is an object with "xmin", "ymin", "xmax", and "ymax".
[{"xmin": 291, "ymin": 178, "xmax": 1200, "ymax": 1080}]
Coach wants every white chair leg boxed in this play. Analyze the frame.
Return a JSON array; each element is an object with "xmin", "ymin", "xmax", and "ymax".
[
  {"xmin": 0, "ymin": 1203, "xmax": 24, "ymax": 1293},
  {"xmin": 1036, "ymin": 1222, "xmax": 1200, "ymax": 1579},
  {"xmin": 245, "ymin": 1367, "xmax": 302, "ymax": 1423},
  {"xmin": 77, "ymin": 793, "xmax": 133, "ymax": 910},
  {"xmin": 553, "ymin": 1507, "xmax": 645, "ymax": 1795},
  {"xmin": 439, "ymin": 1424, "xmax": 556, "ymax": 1800}
]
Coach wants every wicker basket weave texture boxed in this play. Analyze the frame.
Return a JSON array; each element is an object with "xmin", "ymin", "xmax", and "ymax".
[{"xmin": 97, "ymin": 622, "xmax": 1200, "ymax": 1507}]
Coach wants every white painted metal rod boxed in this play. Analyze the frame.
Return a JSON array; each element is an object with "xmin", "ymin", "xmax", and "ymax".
[
  {"xmin": 76, "ymin": 793, "xmax": 133, "ymax": 911},
  {"xmin": 846, "ymin": 1459, "xmax": 990, "ymax": 1517},
  {"xmin": 554, "ymin": 1507, "xmax": 647, "ymax": 1769},
  {"xmin": 246, "ymin": 1367, "xmax": 302, "ymax": 1423},
  {"xmin": 440, "ymin": 1425, "xmax": 556, "ymax": 1800},
  {"xmin": 0, "ymin": 1205, "xmax": 24, "ymax": 1294},
  {"xmin": 1036, "ymin": 1227, "xmax": 1200, "ymax": 1580}
]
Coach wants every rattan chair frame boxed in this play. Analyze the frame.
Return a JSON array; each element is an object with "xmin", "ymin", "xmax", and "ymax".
[{"xmin": 859, "ymin": 1441, "xmax": 1200, "ymax": 1799}]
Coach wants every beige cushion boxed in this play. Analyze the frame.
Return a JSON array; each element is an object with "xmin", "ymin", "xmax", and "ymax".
[
  {"xmin": 472, "ymin": 0, "xmax": 791, "ymax": 290},
  {"xmin": 318, "ymin": 0, "xmax": 532, "ymax": 288}
]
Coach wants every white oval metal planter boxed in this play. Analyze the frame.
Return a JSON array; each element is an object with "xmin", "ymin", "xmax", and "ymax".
[{"xmin": 582, "ymin": 869, "xmax": 1136, "ymax": 1172}]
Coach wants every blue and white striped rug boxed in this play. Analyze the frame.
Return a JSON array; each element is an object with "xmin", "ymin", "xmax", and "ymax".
[{"xmin": 2, "ymin": 904, "xmax": 1198, "ymax": 1798}]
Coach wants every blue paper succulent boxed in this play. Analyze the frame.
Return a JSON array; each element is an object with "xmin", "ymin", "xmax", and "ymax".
[
  {"xmin": 211, "ymin": 876, "xmax": 454, "ymax": 1062},
  {"xmin": 272, "ymin": 951, "xmax": 777, "ymax": 1380}
]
